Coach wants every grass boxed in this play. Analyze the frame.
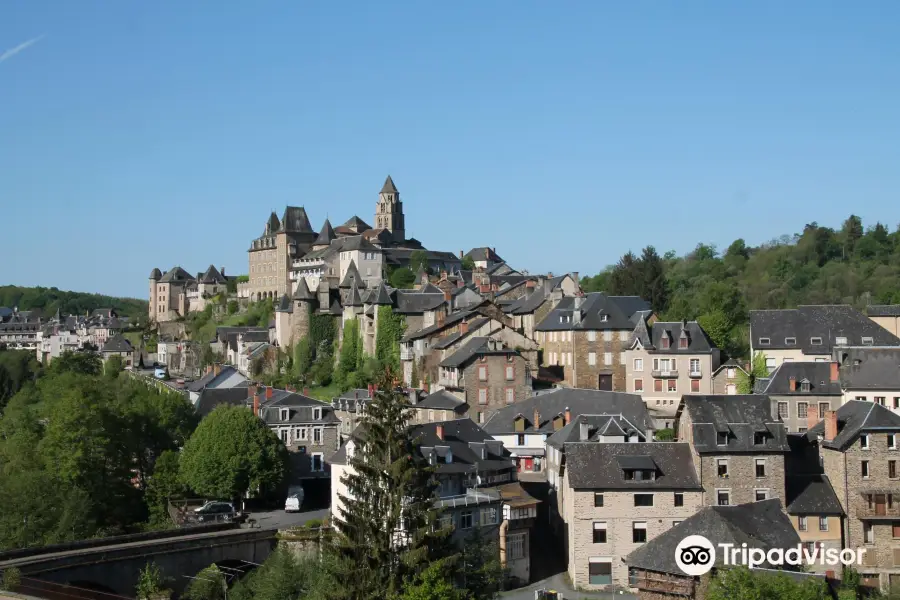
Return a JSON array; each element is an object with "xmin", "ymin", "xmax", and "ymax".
[{"xmin": 305, "ymin": 383, "xmax": 341, "ymax": 402}]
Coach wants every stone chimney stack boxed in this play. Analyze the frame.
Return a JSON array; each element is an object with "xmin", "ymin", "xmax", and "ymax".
[
  {"xmin": 565, "ymin": 407, "xmax": 571, "ymax": 425},
  {"xmin": 533, "ymin": 408, "xmax": 541, "ymax": 429},
  {"xmin": 579, "ymin": 420, "xmax": 590, "ymax": 442},
  {"xmin": 436, "ymin": 424, "xmax": 444, "ymax": 441},
  {"xmin": 266, "ymin": 386, "xmax": 273, "ymax": 399},
  {"xmin": 807, "ymin": 410, "xmax": 819, "ymax": 432},
  {"xmin": 824, "ymin": 410, "xmax": 838, "ymax": 442},
  {"xmin": 830, "ymin": 362, "xmax": 840, "ymax": 383},
  {"xmin": 789, "ymin": 377, "xmax": 796, "ymax": 392},
  {"xmin": 253, "ymin": 392, "xmax": 261, "ymax": 416},
  {"xmin": 460, "ymin": 320, "xmax": 469, "ymax": 335}
]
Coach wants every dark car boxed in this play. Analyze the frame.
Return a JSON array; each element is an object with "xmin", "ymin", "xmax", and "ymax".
[{"xmin": 193, "ymin": 501, "xmax": 237, "ymax": 522}]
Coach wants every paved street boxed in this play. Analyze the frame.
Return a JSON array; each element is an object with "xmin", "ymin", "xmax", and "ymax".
[
  {"xmin": 246, "ymin": 507, "xmax": 329, "ymax": 530},
  {"xmin": 502, "ymin": 573, "xmax": 637, "ymax": 600}
]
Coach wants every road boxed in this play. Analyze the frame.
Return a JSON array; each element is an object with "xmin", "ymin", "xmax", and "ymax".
[{"xmin": 246, "ymin": 507, "xmax": 330, "ymax": 530}]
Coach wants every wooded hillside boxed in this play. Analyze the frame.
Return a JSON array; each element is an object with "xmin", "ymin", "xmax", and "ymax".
[
  {"xmin": 580, "ymin": 215, "xmax": 900, "ymax": 359},
  {"xmin": 0, "ymin": 286, "xmax": 148, "ymax": 322}
]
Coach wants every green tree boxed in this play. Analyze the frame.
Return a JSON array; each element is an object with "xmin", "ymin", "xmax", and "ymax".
[
  {"xmin": 104, "ymin": 355, "xmax": 124, "ymax": 378},
  {"xmin": 51, "ymin": 351, "xmax": 102, "ymax": 376},
  {"xmin": 736, "ymin": 352, "xmax": 769, "ymax": 394},
  {"xmin": 459, "ymin": 525, "xmax": 505, "ymax": 600},
  {"xmin": 707, "ymin": 566, "xmax": 829, "ymax": 600},
  {"xmin": 655, "ymin": 428, "xmax": 675, "ymax": 441},
  {"xmin": 460, "ymin": 256, "xmax": 476, "ymax": 271},
  {"xmin": 639, "ymin": 246, "xmax": 669, "ymax": 313},
  {"xmin": 398, "ymin": 560, "xmax": 465, "ymax": 600},
  {"xmin": 697, "ymin": 311, "xmax": 732, "ymax": 354},
  {"xmin": 390, "ymin": 268, "xmax": 417, "ymax": 290},
  {"xmin": 293, "ymin": 337, "xmax": 313, "ymax": 381},
  {"xmin": 179, "ymin": 406, "xmax": 289, "ymax": 502},
  {"xmin": 183, "ymin": 564, "xmax": 227, "ymax": 600},
  {"xmin": 0, "ymin": 349, "xmax": 41, "ymax": 411},
  {"xmin": 145, "ymin": 450, "xmax": 188, "ymax": 527},
  {"xmin": 336, "ymin": 320, "xmax": 363, "ymax": 390},
  {"xmin": 375, "ymin": 306, "xmax": 406, "ymax": 372},
  {"xmin": 327, "ymin": 370, "xmax": 458, "ymax": 599},
  {"xmin": 136, "ymin": 562, "xmax": 170, "ymax": 599},
  {"xmin": 231, "ymin": 548, "xmax": 327, "ymax": 600},
  {"xmin": 409, "ymin": 250, "xmax": 432, "ymax": 275}
]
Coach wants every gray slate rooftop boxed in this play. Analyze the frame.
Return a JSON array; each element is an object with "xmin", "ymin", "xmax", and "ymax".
[
  {"xmin": 786, "ymin": 475, "xmax": 844, "ymax": 515},
  {"xmin": 536, "ymin": 293, "xmax": 650, "ymax": 331},
  {"xmin": 838, "ymin": 347, "xmax": 900, "ymax": 390},
  {"xmin": 758, "ymin": 362, "xmax": 843, "ymax": 395},
  {"xmin": 564, "ymin": 442, "xmax": 701, "ymax": 490},
  {"xmin": 750, "ymin": 305, "xmax": 900, "ymax": 353},
  {"xmin": 678, "ymin": 395, "xmax": 790, "ymax": 454},
  {"xmin": 867, "ymin": 305, "xmax": 900, "ymax": 317},
  {"xmin": 806, "ymin": 400, "xmax": 900, "ymax": 451}
]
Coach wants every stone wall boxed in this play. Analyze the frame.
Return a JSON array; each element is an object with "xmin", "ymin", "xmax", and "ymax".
[
  {"xmin": 461, "ymin": 354, "xmax": 528, "ymax": 425},
  {"xmin": 698, "ymin": 453, "xmax": 786, "ymax": 507}
]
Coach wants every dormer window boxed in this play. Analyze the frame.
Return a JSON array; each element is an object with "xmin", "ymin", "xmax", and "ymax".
[
  {"xmin": 810, "ymin": 337, "xmax": 823, "ymax": 346},
  {"xmin": 280, "ymin": 409, "xmax": 289, "ymax": 421},
  {"xmin": 785, "ymin": 337, "xmax": 796, "ymax": 346},
  {"xmin": 862, "ymin": 336, "xmax": 874, "ymax": 345},
  {"xmin": 600, "ymin": 314, "xmax": 609, "ymax": 322},
  {"xmin": 660, "ymin": 336, "xmax": 670, "ymax": 349},
  {"xmin": 758, "ymin": 337, "xmax": 770, "ymax": 346},
  {"xmin": 717, "ymin": 432, "xmax": 728, "ymax": 446},
  {"xmin": 836, "ymin": 336, "xmax": 848, "ymax": 346},
  {"xmin": 678, "ymin": 335, "xmax": 689, "ymax": 349},
  {"xmin": 800, "ymin": 380, "xmax": 811, "ymax": 392},
  {"xmin": 445, "ymin": 450, "xmax": 453, "ymax": 464},
  {"xmin": 754, "ymin": 432, "xmax": 767, "ymax": 445},
  {"xmin": 313, "ymin": 408, "xmax": 322, "ymax": 420}
]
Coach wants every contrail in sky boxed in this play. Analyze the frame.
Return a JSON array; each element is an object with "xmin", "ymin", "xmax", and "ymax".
[{"xmin": 0, "ymin": 35, "xmax": 45, "ymax": 64}]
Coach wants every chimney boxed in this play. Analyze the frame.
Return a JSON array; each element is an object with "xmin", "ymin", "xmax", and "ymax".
[
  {"xmin": 248, "ymin": 384, "xmax": 258, "ymax": 400},
  {"xmin": 253, "ymin": 393, "xmax": 260, "ymax": 416},
  {"xmin": 438, "ymin": 312, "xmax": 445, "ymax": 327},
  {"xmin": 409, "ymin": 389, "xmax": 417, "ymax": 405},
  {"xmin": 789, "ymin": 377, "xmax": 796, "ymax": 392},
  {"xmin": 565, "ymin": 406, "xmax": 571, "ymax": 425},
  {"xmin": 444, "ymin": 289, "xmax": 452, "ymax": 302},
  {"xmin": 221, "ymin": 266, "xmax": 225, "ymax": 277},
  {"xmin": 579, "ymin": 420, "xmax": 590, "ymax": 442},
  {"xmin": 807, "ymin": 409, "xmax": 819, "ymax": 432},
  {"xmin": 436, "ymin": 424, "xmax": 444, "ymax": 441},
  {"xmin": 547, "ymin": 272, "xmax": 554, "ymax": 278},
  {"xmin": 830, "ymin": 362, "xmax": 839, "ymax": 383},
  {"xmin": 441, "ymin": 270, "xmax": 448, "ymax": 281},
  {"xmin": 526, "ymin": 280, "xmax": 535, "ymax": 289},
  {"xmin": 492, "ymin": 247, "xmax": 496, "ymax": 256},
  {"xmin": 266, "ymin": 386, "xmax": 273, "ymax": 399},
  {"xmin": 460, "ymin": 320, "xmax": 469, "ymax": 335},
  {"xmin": 213, "ymin": 364, "xmax": 221, "ymax": 377},
  {"xmin": 534, "ymin": 408, "xmax": 541, "ymax": 429},
  {"xmin": 368, "ymin": 384, "xmax": 374, "ymax": 398},
  {"xmin": 824, "ymin": 410, "xmax": 838, "ymax": 442},
  {"xmin": 571, "ymin": 272, "xmax": 579, "ymax": 283},
  {"xmin": 459, "ymin": 250, "xmax": 464, "ymax": 260}
]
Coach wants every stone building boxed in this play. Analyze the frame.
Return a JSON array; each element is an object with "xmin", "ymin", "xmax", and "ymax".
[
  {"xmin": 626, "ymin": 318, "xmax": 721, "ymax": 430},
  {"xmin": 536, "ymin": 293, "xmax": 652, "ymax": 391},
  {"xmin": 247, "ymin": 207, "xmax": 317, "ymax": 302},
  {"xmin": 785, "ymin": 474, "xmax": 845, "ymax": 574},
  {"xmin": 676, "ymin": 395, "xmax": 790, "ymax": 508},
  {"xmin": 754, "ymin": 361, "xmax": 843, "ymax": 433},
  {"xmin": 561, "ymin": 443, "xmax": 703, "ymax": 590},
  {"xmin": 868, "ymin": 305, "xmax": 900, "ymax": 337},
  {"xmin": 710, "ymin": 359, "xmax": 747, "ymax": 395},
  {"xmin": 149, "ymin": 265, "xmax": 230, "ymax": 322},
  {"xmin": 835, "ymin": 346, "xmax": 900, "ymax": 413},
  {"xmin": 808, "ymin": 401, "xmax": 900, "ymax": 591},
  {"xmin": 503, "ymin": 274, "xmax": 579, "ymax": 340}
]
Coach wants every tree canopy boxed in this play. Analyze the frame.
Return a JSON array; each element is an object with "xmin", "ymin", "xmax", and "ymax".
[{"xmin": 0, "ymin": 285, "xmax": 148, "ymax": 323}]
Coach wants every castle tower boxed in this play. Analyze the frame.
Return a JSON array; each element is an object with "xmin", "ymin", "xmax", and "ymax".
[
  {"xmin": 291, "ymin": 278, "xmax": 315, "ymax": 343},
  {"xmin": 374, "ymin": 175, "xmax": 405, "ymax": 243},
  {"xmin": 149, "ymin": 267, "xmax": 162, "ymax": 322}
]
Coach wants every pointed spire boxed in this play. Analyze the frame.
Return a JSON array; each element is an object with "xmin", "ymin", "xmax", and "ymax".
[
  {"xmin": 313, "ymin": 219, "xmax": 336, "ymax": 247},
  {"xmin": 340, "ymin": 260, "xmax": 364, "ymax": 289},
  {"xmin": 380, "ymin": 175, "xmax": 398, "ymax": 194},
  {"xmin": 347, "ymin": 280, "xmax": 363, "ymax": 307},
  {"xmin": 370, "ymin": 281, "xmax": 393, "ymax": 305},
  {"xmin": 292, "ymin": 277, "xmax": 314, "ymax": 301}
]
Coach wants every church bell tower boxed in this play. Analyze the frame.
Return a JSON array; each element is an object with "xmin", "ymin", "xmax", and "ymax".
[{"xmin": 375, "ymin": 175, "xmax": 405, "ymax": 243}]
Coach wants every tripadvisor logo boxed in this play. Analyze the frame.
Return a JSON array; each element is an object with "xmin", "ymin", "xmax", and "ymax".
[{"xmin": 675, "ymin": 535, "xmax": 867, "ymax": 576}]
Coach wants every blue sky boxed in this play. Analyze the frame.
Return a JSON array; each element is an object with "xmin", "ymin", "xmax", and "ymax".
[{"xmin": 2, "ymin": 2, "xmax": 899, "ymax": 299}]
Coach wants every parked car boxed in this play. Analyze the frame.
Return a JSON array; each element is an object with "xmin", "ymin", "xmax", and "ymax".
[
  {"xmin": 193, "ymin": 501, "xmax": 237, "ymax": 522},
  {"xmin": 285, "ymin": 485, "xmax": 305, "ymax": 513},
  {"xmin": 154, "ymin": 367, "xmax": 166, "ymax": 379}
]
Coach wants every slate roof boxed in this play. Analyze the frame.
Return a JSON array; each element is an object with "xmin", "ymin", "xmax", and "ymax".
[
  {"xmin": 341, "ymin": 215, "xmax": 371, "ymax": 231},
  {"xmin": 258, "ymin": 389, "xmax": 340, "ymax": 426},
  {"xmin": 200, "ymin": 265, "xmax": 226, "ymax": 284},
  {"xmin": 806, "ymin": 400, "xmax": 900, "ymax": 451},
  {"xmin": 402, "ymin": 310, "xmax": 475, "ymax": 342},
  {"xmin": 867, "ymin": 305, "xmax": 900, "ymax": 317},
  {"xmin": 482, "ymin": 388, "xmax": 653, "ymax": 436},
  {"xmin": 313, "ymin": 219, "xmax": 336, "ymax": 246},
  {"xmin": 758, "ymin": 363, "xmax": 843, "ymax": 395},
  {"xmin": 346, "ymin": 281, "xmax": 363, "ymax": 307},
  {"xmin": 546, "ymin": 414, "xmax": 649, "ymax": 448},
  {"xmin": 634, "ymin": 320, "xmax": 717, "ymax": 353},
  {"xmin": 677, "ymin": 395, "xmax": 791, "ymax": 454},
  {"xmin": 837, "ymin": 347, "xmax": 900, "ymax": 390},
  {"xmin": 564, "ymin": 443, "xmax": 701, "ymax": 490},
  {"xmin": 536, "ymin": 293, "xmax": 651, "ymax": 331},
  {"xmin": 368, "ymin": 281, "xmax": 393, "ymax": 305},
  {"xmin": 101, "ymin": 334, "xmax": 133, "ymax": 353},
  {"xmin": 626, "ymin": 499, "xmax": 799, "ymax": 575},
  {"xmin": 339, "ymin": 236, "xmax": 379, "ymax": 252},
  {"xmin": 416, "ymin": 390, "xmax": 467, "ymax": 410},
  {"xmin": 431, "ymin": 317, "xmax": 491, "ymax": 350},
  {"xmin": 506, "ymin": 277, "xmax": 566, "ymax": 315},
  {"xmin": 380, "ymin": 175, "xmax": 398, "ymax": 194},
  {"xmin": 339, "ymin": 261, "xmax": 366, "ymax": 289},
  {"xmin": 158, "ymin": 266, "xmax": 195, "ymax": 283},
  {"xmin": 150, "ymin": 268, "xmax": 162, "ymax": 280},
  {"xmin": 465, "ymin": 247, "xmax": 504, "ymax": 263},
  {"xmin": 279, "ymin": 206, "xmax": 314, "ymax": 233},
  {"xmin": 292, "ymin": 278, "xmax": 314, "ymax": 301},
  {"xmin": 439, "ymin": 337, "xmax": 519, "ymax": 368},
  {"xmin": 275, "ymin": 294, "xmax": 292, "ymax": 313},
  {"xmin": 195, "ymin": 387, "xmax": 251, "ymax": 418},
  {"xmin": 750, "ymin": 305, "xmax": 900, "ymax": 353},
  {"xmin": 786, "ymin": 475, "xmax": 844, "ymax": 515},
  {"xmin": 185, "ymin": 365, "xmax": 248, "ymax": 393}
]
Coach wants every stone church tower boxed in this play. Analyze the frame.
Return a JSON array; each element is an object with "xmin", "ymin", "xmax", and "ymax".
[{"xmin": 374, "ymin": 175, "xmax": 405, "ymax": 243}]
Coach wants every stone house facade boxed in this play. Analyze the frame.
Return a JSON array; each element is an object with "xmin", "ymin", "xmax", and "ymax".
[
  {"xmin": 710, "ymin": 360, "xmax": 747, "ymax": 395},
  {"xmin": 810, "ymin": 402, "xmax": 900, "ymax": 592},
  {"xmin": 867, "ymin": 305, "xmax": 900, "ymax": 337},
  {"xmin": 836, "ymin": 346, "xmax": 900, "ymax": 414},
  {"xmin": 562, "ymin": 443, "xmax": 703, "ymax": 590},
  {"xmin": 676, "ymin": 395, "xmax": 790, "ymax": 508},
  {"xmin": 785, "ymin": 475, "xmax": 845, "ymax": 575},
  {"xmin": 755, "ymin": 361, "xmax": 843, "ymax": 433}
]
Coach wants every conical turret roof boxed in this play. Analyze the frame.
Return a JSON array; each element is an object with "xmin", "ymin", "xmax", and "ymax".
[
  {"xmin": 347, "ymin": 281, "xmax": 363, "ymax": 307},
  {"xmin": 292, "ymin": 278, "xmax": 314, "ymax": 301},
  {"xmin": 340, "ymin": 261, "xmax": 365, "ymax": 289},
  {"xmin": 369, "ymin": 281, "xmax": 393, "ymax": 305},
  {"xmin": 380, "ymin": 175, "xmax": 398, "ymax": 194},
  {"xmin": 314, "ymin": 219, "xmax": 336, "ymax": 246}
]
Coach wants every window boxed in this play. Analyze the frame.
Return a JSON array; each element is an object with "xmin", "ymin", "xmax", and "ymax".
[
  {"xmin": 895, "ymin": 397, "xmax": 900, "ymax": 410},
  {"xmin": 689, "ymin": 358, "xmax": 700, "ymax": 374},
  {"xmin": 674, "ymin": 493, "xmax": 684, "ymax": 507},
  {"xmin": 797, "ymin": 402, "xmax": 808, "ymax": 419},
  {"xmin": 313, "ymin": 408, "xmax": 321, "ymax": 420},
  {"xmin": 634, "ymin": 494, "xmax": 654, "ymax": 507},
  {"xmin": 875, "ymin": 396, "xmax": 886, "ymax": 406},
  {"xmin": 666, "ymin": 380, "xmax": 676, "ymax": 393},
  {"xmin": 755, "ymin": 489, "xmax": 769, "ymax": 502},
  {"xmin": 717, "ymin": 432, "xmax": 728, "ymax": 446},
  {"xmin": 654, "ymin": 379, "xmax": 663, "ymax": 392},
  {"xmin": 633, "ymin": 521, "xmax": 647, "ymax": 543},
  {"xmin": 507, "ymin": 533, "xmax": 526, "ymax": 560},
  {"xmin": 296, "ymin": 428, "xmax": 308, "ymax": 441},
  {"xmin": 501, "ymin": 388, "xmax": 513, "ymax": 404},
  {"xmin": 594, "ymin": 493, "xmax": 604, "ymax": 507},
  {"xmin": 861, "ymin": 435, "xmax": 870, "ymax": 450},
  {"xmin": 634, "ymin": 358, "xmax": 644, "ymax": 371},
  {"xmin": 593, "ymin": 522, "xmax": 607, "ymax": 543},
  {"xmin": 717, "ymin": 459, "xmax": 729, "ymax": 477},
  {"xmin": 629, "ymin": 568, "xmax": 639, "ymax": 587},
  {"xmin": 634, "ymin": 379, "xmax": 644, "ymax": 392},
  {"xmin": 280, "ymin": 429, "xmax": 289, "ymax": 443},
  {"xmin": 726, "ymin": 383, "xmax": 736, "ymax": 395},
  {"xmin": 836, "ymin": 336, "xmax": 848, "ymax": 346},
  {"xmin": 620, "ymin": 330, "xmax": 630, "ymax": 341},
  {"xmin": 478, "ymin": 366, "xmax": 487, "ymax": 381},
  {"xmin": 588, "ymin": 559, "xmax": 612, "ymax": 586},
  {"xmin": 862, "ymin": 460, "xmax": 870, "ymax": 478},
  {"xmin": 603, "ymin": 330, "xmax": 612, "ymax": 342},
  {"xmin": 864, "ymin": 522, "xmax": 874, "ymax": 544},
  {"xmin": 717, "ymin": 490, "xmax": 730, "ymax": 506},
  {"xmin": 819, "ymin": 517, "xmax": 829, "ymax": 532},
  {"xmin": 785, "ymin": 337, "xmax": 797, "ymax": 346},
  {"xmin": 313, "ymin": 428, "xmax": 322, "ymax": 444},
  {"xmin": 893, "ymin": 522, "xmax": 900, "ymax": 540},
  {"xmin": 478, "ymin": 389, "xmax": 487, "ymax": 405},
  {"xmin": 481, "ymin": 507, "xmax": 498, "ymax": 526},
  {"xmin": 690, "ymin": 379, "xmax": 700, "ymax": 393},
  {"xmin": 759, "ymin": 337, "xmax": 770, "ymax": 345},
  {"xmin": 587, "ymin": 330, "xmax": 597, "ymax": 342},
  {"xmin": 280, "ymin": 408, "xmax": 289, "ymax": 421},
  {"xmin": 311, "ymin": 453, "xmax": 323, "ymax": 471},
  {"xmin": 810, "ymin": 337, "xmax": 823, "ymax": 346},
  {"xmin": 516, "ymin": 433, "xmax": 525, "ymax": 445},
  {"xmin": 660, "ymin": 336, "xmax": 670, "ymax": 349},
  {"xmin": 754, "ymin": 432, "xmax": 767, "ymax": 445},
  {"xmin": 588, "ymin": 352, "xmax": 596, "ymax": 366},
  {"xmin": 819, "ymin": 403, "xmax": 829, "ymax": 419},
  {"xmin": 889, "ymin": 434, "xmax": 897, "ymax": 450},
  {"xmin": 459, "ymin": 510, "xmax": 473, "ymax": 529},
  {"xmin": 756, "ymin": 459, "xmax": 766, "ymax": 478},
  {"xmin": 862, "ymin": 336, "xmax": 874, "ymax": 345},
  {"xmin": 890, "ymin": 460, "xmax": 897, "ymax": 479},
  {"xmin": 478, "ymin": 412, "xmax": 484, "ymax": 423},
  {"xmin": 798, "ymin": 516, "xmax": 808, "ymax": 531},
  {"xmin": 505, "ymin": 365, "xmax": 515, "ymax": 381},
  {"xmin": 673, "ymin": 520, "xmax": 682, "ymax": 527},
  {"xmin": 679, "ymin": 336, "xmax": 689, "ymax": 349},
  {"xmin": 604, "ymin": 352, "xmax": 612, "ymax": 366}
]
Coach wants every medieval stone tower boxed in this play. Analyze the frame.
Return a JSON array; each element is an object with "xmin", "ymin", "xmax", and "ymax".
[{"xmin": 374, "ymin": 175, "xmax": 405, "ymax": 243}]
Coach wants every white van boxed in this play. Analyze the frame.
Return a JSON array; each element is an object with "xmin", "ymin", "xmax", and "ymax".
[{"xmin": 285, "ymin": 486, "xmax": 304, "ymax": 512}]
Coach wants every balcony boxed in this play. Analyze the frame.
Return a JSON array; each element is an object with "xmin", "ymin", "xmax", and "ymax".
[
  {"xmin": 651, "ymin": 370, "xmax": 679, "ymax": 379},
  {"xmin": 689, "ymin": 370, "xmax": 703, "ymax": 378},
  {"xmin": 400, "ymin": 347, "xmax": 413, "ymax": 361}
]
